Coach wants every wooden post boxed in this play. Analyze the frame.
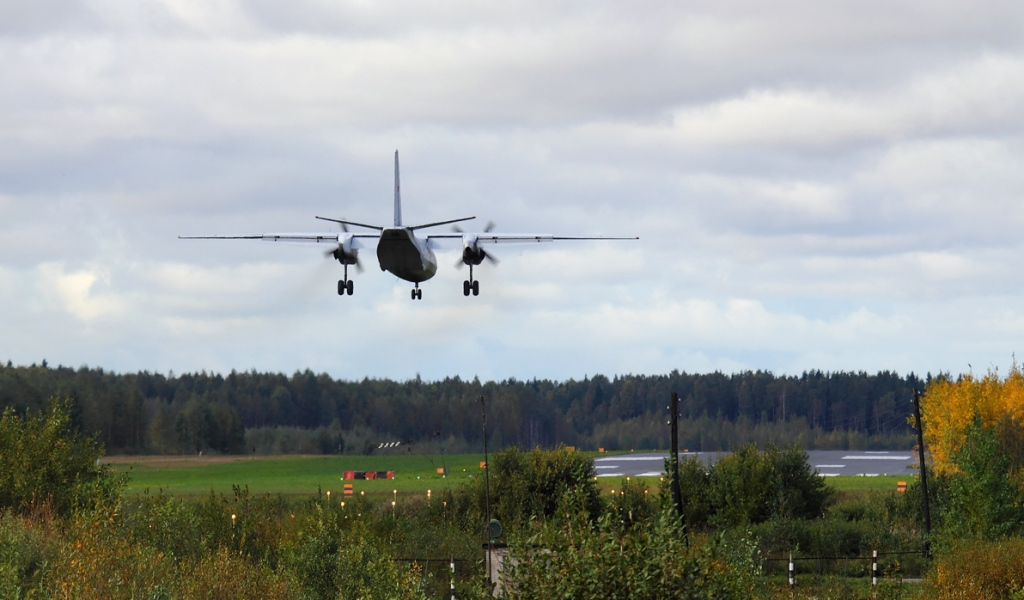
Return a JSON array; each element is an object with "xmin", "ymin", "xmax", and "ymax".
[{"xmin": 912, "ymin": 388, "xmax": 932, "ymax": 558}]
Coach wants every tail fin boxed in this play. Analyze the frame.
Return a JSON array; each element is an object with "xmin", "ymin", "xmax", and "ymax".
[{"xmin": 393, "ymin": 150, "xmax": 402, "ymax": 227}]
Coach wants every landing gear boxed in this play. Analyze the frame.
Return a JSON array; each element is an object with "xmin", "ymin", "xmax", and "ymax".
[
  {"xmin": 338, "ymin": 264, "xmax": 355, "ymax": 296},
  {"xmin": 411, "ymin": 283, "xmax": 422, "ymax": 300},
  {"xmin": 463, "ymin": 264, "xmax": 480, "ymax": 297}
]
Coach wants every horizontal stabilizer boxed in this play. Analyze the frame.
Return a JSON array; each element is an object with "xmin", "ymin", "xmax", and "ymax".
[
  {"xmin": 408, "ymin": 216, "xmax": 476, "ymax": 231},
  {"xmin": 315, "ymin": 216, "xmax": 384, "ymax": 231}
]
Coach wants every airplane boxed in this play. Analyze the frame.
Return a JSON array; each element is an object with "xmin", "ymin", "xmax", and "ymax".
[{"xmin": 180, "ymin": 151, "xmax": 637, "ymax": 300}]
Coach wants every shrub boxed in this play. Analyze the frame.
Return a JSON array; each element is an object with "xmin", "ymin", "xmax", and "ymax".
[
  {"xmin": 469, "ymin": 446, "xmax": 600, "ymax": 528},
  {"xmin": 676, "ymin": 444, "xmax": 834, "ymax": 529},
  {"xmin": 608, "ymin": 476, "xmax": 656, "ymax": 529},
  {"xmin": 941, "ymin": 416, "xmax": 1024, "ymax": 540},
  {"xmin": 930, "ymin": 537, "xmax": 1024, "ymax": 600},
  {"xmin": 122, "ymin": 485, "xmax": 289, "ymax": 566},
  {"xmin": 43, "ymin": 510, "xmax": 176, "ymax": 600},
  {"xmin": 176, "ymin": 548, "xmax": 296, "ymax": 600},
  {"xmin": 0, "ymin": 511, "xmax": 55, "ymax": 597},
  {"xmin": 333, "ymin": 522, "xmax": 428, "ymax": 600},
  {"xmin": 289, "ymin": 505, "xmax": 341, "ymax": 600},
  {"xmin": 0, "ymin": 397, "xmax": 125, "ymax": 515},
  {"xmin": 505, "ymin": 508, "xmax": 758, "ymax": 600}
]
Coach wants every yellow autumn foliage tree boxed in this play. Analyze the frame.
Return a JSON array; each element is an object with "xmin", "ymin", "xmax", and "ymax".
[{"xmin": 921, "ymin": 364, "xmax": 1024, "ymax": 475}]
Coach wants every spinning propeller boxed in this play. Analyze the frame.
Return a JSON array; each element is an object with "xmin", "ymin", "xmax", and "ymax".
[
  {"xmin": 453, "ymin": 220, "xmax": 500, "ymax": 268},
  {"xmin": 323, "ymin": 219, "xmax": 363, "ymax": 273}
]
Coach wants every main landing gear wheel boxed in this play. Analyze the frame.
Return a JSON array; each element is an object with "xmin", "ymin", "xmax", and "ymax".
[
  {"xmin": 337, "ymin": 264, "xmax": 354, "ymax": 296},
  {"xmin": 464, "ymin": 264, "xmax": 481, "ymax": 297}
]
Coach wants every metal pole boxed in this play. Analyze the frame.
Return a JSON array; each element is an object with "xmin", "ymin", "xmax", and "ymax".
[
  {"xmin": 669, "ymin": 391, "xmax": 688, "ymax": 546},
  {"xmin": 872, "ymin": 549, "xmax": 878, "ymax": 597},
  {"xmin": 480, "ymin": 395, "xmax": 492, "ymax": 592},
  {"xmin": 912, "ymin": 388, "xmax": 932, "ymax": 558},
  {"xmin": 788, "ymin": 551, "xmax": 794, "ymax": 590},
  {"xmin": 451, "ymin": 556, "xmax": 456, "ymax": 600}
]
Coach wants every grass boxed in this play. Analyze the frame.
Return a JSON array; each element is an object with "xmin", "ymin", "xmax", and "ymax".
[
  {"xmin": 826, "ymin": 475, "xmax": 909, "ymax": 492},
  {"xmin": 104, "ymin": 453, "xmax": 911, "ymax": 498},
  {"xmin": 104, "ymin": 453, "xmax": 489, "ymax": 498}
]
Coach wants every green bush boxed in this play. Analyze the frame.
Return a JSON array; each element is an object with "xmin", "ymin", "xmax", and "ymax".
[
  {"xmin": 121, "ymin": 485, "xmax": 288, "ymax": 565},
  {"xmin": 675, "ymin": 444, "xmax": 833, "ymax": 530},
  {"xmin": 0, "ymin": 397, "xmax": 125, "ymax": 515},
  {"xmin": 469, "ymin": 446, "xmax": 600, "ymax": 529},
  {"xmin": 506, "ymin": 508, "xmax": 758, "ymax": 600},
  {"xmin": 608, "ymin": 477, "xmax": 657, "ymax": 529},
  {"xmin": 333, "ymin": 522, "xmax": 428, "ymax": 600},
  {"xmin": 941, "ymin": 415, "xmax": 1024, "ymax": 540}
]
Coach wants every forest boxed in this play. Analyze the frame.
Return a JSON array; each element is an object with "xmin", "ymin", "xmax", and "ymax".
[{"xmin": 0, "ymin": 361, "xmax": 923, "ymax": 454}]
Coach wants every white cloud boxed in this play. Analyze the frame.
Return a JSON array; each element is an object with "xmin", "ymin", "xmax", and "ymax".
[
  {"xmin": 36, "ymin": 262, "xmax": 126, "ymax": 321},
  {"xmin": 0, "ymin": 0, "xmax": 1023, "ymax": 379}
]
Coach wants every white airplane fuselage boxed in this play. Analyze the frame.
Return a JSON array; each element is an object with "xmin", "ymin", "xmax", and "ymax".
[{"xmin": 376, "ymin": 227, "xmax": 437, "ymax": 283}]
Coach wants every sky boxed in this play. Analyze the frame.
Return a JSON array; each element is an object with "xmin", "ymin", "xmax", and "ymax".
[{"xmin": 1, "ymin": 0, "xmax": 1023, "ymax": 382}]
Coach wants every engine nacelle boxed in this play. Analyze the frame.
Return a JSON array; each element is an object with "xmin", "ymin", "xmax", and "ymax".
[
  {"xmin": 461, "ymin": 234, "xmax": 485, "ymax": 266},
  {"xmin": 331, "ymin": 234, "xmax": 359, "ymax": 265}
]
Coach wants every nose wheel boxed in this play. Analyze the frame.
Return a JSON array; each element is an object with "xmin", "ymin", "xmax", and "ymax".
[
  {"xmin": 463, "ymin": 264, "xmax": 480, "ymax": 297},
  {"xmin": 411, "ymin": 283, "xmax": 422, "ymax": 300},
  {"xmin": 337, "ymin": 264, "xmax": 354, "ymax": 296}
]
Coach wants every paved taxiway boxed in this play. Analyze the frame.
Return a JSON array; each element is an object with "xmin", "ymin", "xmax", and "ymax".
[{"xmin": 594, "ymin": 450, "xmax": 918, "ymax": 478}]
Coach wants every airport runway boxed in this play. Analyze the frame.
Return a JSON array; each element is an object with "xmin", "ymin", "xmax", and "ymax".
[{"xmin": 593, "ymin": 450, "xmax": 917, "ymax": 478}]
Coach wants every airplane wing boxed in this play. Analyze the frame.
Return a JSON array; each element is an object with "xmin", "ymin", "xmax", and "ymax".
[
  {"xmin": 425, "ymin": 233, "xmax": 637, "ymax": 248},
  {"xmin": 179, "ymin": 233, "xmax": 380, "ymax": 246}
]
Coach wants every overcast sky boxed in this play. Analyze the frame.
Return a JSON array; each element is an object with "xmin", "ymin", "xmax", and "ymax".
[{"xmin": 2, "ymin": 0, "xmax": 1023, "ymax": 381}]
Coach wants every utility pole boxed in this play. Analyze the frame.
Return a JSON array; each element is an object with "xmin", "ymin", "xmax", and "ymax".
[
  {"xmin": 669, "ymin": 392, "xmax": 689, "ymax": 547},
  {"xmin": 480, "ymin": 395, "xmax": 493, "ymax": 591},
  {"xmin": 912, "ymin": 388, "xmax": 931, "ymax": 558}
]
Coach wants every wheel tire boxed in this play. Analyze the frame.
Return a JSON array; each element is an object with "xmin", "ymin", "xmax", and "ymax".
[
  {"xmin": 347, "ymin": 280, "xmax": 354, "ymax": 295},
  {"xmin": 463, "ymin": 281, "xmax": 470, "ymax": 296},
  {"xmin": 472, "ymin": 280, "xmax": 480, "ymax": 296},
  {"xmin": 417, "ymin": 289, "xmax": 423, "ymax": 300},
  {"xmin": 338, "ymin": 280, "xmax": 346, "ymax": 296},
  {"xmin": 411, "ymin": 289, "xmax": 416, "ymax": 300}
]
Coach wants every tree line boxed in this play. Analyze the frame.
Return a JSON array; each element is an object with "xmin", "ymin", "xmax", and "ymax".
[{"xmin": 0, "ymin": 361, "xmax": 923, "ymax": 454}]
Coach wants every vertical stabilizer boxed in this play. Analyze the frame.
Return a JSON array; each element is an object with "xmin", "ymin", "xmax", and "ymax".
[{"xmin": 393, "ymin": 150, "xmax": 402, "ymax": 227}]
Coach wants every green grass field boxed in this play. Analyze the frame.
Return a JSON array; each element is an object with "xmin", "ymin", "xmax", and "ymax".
[
  {"xmin": 826, "ymin": 474, "xmax": 910, "ymax": 491},
  {"xmin": 104, "ymin": 453, "xmax": 912, "ymax": 499},
  {"xmin": 106, "ymin": 454, "xmax": 489, "ymax": 498}
]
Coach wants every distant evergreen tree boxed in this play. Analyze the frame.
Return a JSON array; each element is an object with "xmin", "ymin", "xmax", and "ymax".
[{"xmin": 0, "ymin": 362, "xmax": 920, "ymax": 454}]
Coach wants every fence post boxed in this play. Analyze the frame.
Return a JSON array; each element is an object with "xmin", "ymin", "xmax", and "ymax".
[
  {"xmin": 913, "ymin": 388, "xmax": 932, "ymax": 558},
  {"xmin": 450, "ymin": 556, "xmax": 456, "ymax": 600},
  {"xmin": 872, "ymin": 550, "xmax": 878, "ymax": 597},
  {"xmin": 788, "ymin": 551, "xmax": 794, "ymax": 590}
]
